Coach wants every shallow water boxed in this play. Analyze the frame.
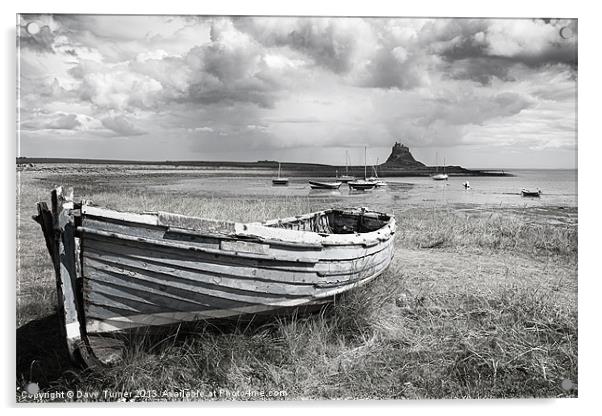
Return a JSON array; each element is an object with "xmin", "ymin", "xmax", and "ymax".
[{"xmin": 149, "ymin": 169, "xmax": 577, "ymax": 212}]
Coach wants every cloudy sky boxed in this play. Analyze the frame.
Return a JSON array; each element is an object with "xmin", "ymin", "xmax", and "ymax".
[{"xmin": 17, "ymin": 15, "xmax": 577, "ymax": 168}]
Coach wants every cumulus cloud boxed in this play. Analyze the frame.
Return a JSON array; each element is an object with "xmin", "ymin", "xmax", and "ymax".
[{"xmin": 72, "ymin": 65, "xmax": 163, "ymax": 110}]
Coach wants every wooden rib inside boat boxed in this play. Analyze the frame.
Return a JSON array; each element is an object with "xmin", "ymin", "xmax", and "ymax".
[{"xmin": 34, "ymin": 186, "xmax": 396, "ymax": 367}]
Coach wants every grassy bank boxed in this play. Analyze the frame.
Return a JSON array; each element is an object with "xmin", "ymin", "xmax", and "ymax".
[{"xmin": 16, "ymin": 168, "xmax": 577, "ymax": 400}]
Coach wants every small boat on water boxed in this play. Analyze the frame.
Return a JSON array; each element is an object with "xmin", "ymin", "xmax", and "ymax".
[
  {"xmin": 521, "ymin": 188, "xmax": 541, "ymax": 197},
  {"xmin": 367, "ymin": 161, "xmax": 387, "ymax": 187},
  {"xmin": 34, "ymin": 187, "xmax": 396, "ymax": 367},
  {"xmin": 348, "ymin": 147, "xmax": 377, "ymax": 191},
  {"xmin": 337, "ymin": 150, "xmax": 356, "ymax": 183},
  {"xmin": 272, "ymin": 162, "xmax": 289, "ymax": 185},
  {"xmin": 463, "ymin": 181, "xmax": 470, "ymax": 189},
  {"xmin": 431, "ymin": 153, "xmax": 448, "ymax": 181},
  {"xmin": 309, "ymin": 180, "xmax": 343, "ymax": 190},
  {"xmin": 348, "ymin": 180, "xmax": 377, "ymax": 191}
]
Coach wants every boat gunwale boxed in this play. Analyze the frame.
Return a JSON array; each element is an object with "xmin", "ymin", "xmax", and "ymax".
[{"xmin": 80, "ymin": 204, "xmax": 396, "ymax": 248}]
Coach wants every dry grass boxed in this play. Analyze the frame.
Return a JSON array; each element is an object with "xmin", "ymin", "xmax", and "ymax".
[
  {"xmin": 396, "ymin": 208, "xmax": 577, "ymax": 260},
  {"xmin": 16, "ymin": 167, "xmax": 578, "ymax": 401}
]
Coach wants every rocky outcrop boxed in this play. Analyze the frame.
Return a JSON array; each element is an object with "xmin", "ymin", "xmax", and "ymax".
[{"xmin": 384, "ymin": 142, "xmax": 425, "ymax": 167}]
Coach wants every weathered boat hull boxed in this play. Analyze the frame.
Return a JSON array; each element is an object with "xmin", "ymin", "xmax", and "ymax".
[{"xmin": 35, "ymin": 187, "xmax": 396, "ymax": 366}]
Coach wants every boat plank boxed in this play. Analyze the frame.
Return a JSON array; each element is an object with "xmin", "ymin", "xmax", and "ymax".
[
  {"xmin": 83, "ymin": 258, "xmax": 307, "ymax": 306},
  {"xmin": 78, "ymin": 226, "xmax": 320, "ymax": 264},
  {"xmin": 82, "ymin": 205, "xmax": 159, "ymax": 225},
  {"xmin": 83, "ymin": 236, "xmax": 392, "ymax": 283},
  {"xmin": 85, "ymin": 278, "xmax": 215, "ymax": 311},
  {"xmin": 83, "ymin": 238, "xmax": 322, "ymax": 284},
  {"xmin": 85, "ymin": 266, "xmax": 258, "ymax": 310},
  {"xmin": 85, "ymin": 303, "xmax": 282, "ymax": 333},
  {"xmin": 82, "ymin": 217, "xmax": 391, "ymax": 262},
  {"xmin": 84, "ymin": 254, "xmax": 318, "ymax": 296},
  {"xmin": 84, "ymin": 262, "xmax": 389, "ymax": 334}
]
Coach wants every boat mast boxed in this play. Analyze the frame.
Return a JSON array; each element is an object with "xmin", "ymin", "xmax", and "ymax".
[
  {"xmin": 375, "ymin": 157, "xmax": 379, "ymax": 178},
  {"xmin": 364, "ymin": 146, "xmax": 367, "ymax": 180},
  {"xmin": 345, "ymin": 150, "xmax": 350, "ymax": 175}
]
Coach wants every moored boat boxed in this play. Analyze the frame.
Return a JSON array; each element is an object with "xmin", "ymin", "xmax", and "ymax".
[
  {"xmin": 348, "ymin": 180, "xmax": 377, "ymax": 190},
  {"xmin": 337, "ymin": 150, "xmax": 356, "ymax": 183},
  {"xmin": 431, "ymin": 153, "xmax": 448, "ymax": 180},
  {"xmin": 521, "ymin": 188, "xmax": 541, "ymax": 197},
  {"xmin": 272, "ymin": 162, "xmax": 289, "ymax": 185},
  {"xmin": 309, "ymin": 180, "xmax": 343, "ymax": 189},
  {"xmin": 367, "ymin": 160, "xmax": 387, "ymax": 186},
  {"xmin": 34, "ymin": 187, "xmax": 396, "ymax": 367},
  {"xmin": 349, "ymin": 146, "xmax": 377, "ymax": 191}
]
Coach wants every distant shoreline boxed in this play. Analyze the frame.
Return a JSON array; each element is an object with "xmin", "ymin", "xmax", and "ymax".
[{"xmin": 16, "ymin": 157, "xmax": 512, "ymax": 177}]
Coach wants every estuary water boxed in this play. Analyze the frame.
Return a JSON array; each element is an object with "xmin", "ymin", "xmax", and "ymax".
[{"xmin": 149, "ymin": 169, "xmax": 577, "ymax": 217}]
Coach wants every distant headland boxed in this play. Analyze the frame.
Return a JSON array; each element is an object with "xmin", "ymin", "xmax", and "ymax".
[{"xmin": 16, "ymin": 141, "xmax": 510, "ymax": 177}]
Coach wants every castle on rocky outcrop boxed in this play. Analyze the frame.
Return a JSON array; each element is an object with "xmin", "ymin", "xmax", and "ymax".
[{"xmin": 384, "ymin": 142, "xmax": 425, "ymax": 167}]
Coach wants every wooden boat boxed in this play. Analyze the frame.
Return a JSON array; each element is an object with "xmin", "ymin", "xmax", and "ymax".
[
  {"xmin": 521, "ymin": 188, "xmax": 541, "ymax": 197},
  {"xmin": 34, "ymin": 187, "xmax": 396, "ymax": 367},
  {"xmin": 272, "ymin": 162, "xmax": 289, "ymax": 185},
  {"xmin": 309, "ymin": 180, "xmax": 343, "ymax": 190}
]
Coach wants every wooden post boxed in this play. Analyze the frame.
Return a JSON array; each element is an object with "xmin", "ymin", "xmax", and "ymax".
[{"xmin": 40, "ymin": 186, "xmax": 84, "ymax": 362}]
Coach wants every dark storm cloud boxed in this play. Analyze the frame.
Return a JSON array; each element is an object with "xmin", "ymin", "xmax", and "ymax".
[{"xmin": 431, "ymin": 18, "xmax": 577, "ymax": 84}]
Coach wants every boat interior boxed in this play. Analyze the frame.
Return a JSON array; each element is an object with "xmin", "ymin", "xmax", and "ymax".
[{"xmin": 264, "ymin": 209, "xmax": 392, "ymax": 235}]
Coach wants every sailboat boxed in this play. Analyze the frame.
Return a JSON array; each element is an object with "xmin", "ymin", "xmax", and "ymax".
[
  {"xmin": 348, "ymin": 147, "xmax": 377, "ymax": 191},
  {"xmin": 337, "ymin": 150, "xmax": 355, "ymax": 183},
  {"xmin": 367, "ymin": 157, "xmax": 387, "ymax": 187},
  {"xmin": 432, "ymin": 153, "xmax": 448, "ymax": 181},
  {"xmin": 272, "ymin": 162, "xmax": 289, "ymax": 185}
]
